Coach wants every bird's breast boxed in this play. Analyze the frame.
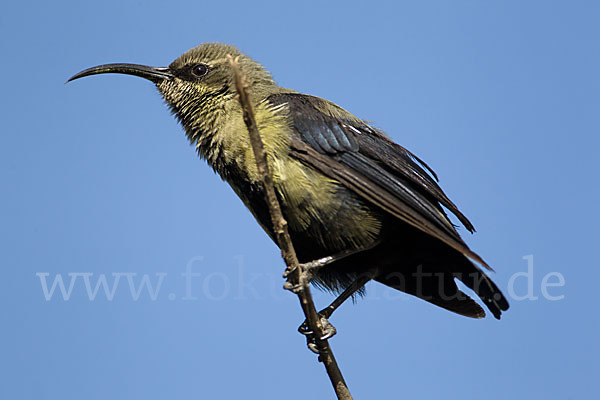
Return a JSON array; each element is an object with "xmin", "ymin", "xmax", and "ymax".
[{"xmin": 264, "ymin": 157, "xmax": 383, "ymax": 260}]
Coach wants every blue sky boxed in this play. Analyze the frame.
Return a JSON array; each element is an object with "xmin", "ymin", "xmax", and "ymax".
[{"xmin": 1, "ymin": 1, "xmax": 598, "ymax": 399}]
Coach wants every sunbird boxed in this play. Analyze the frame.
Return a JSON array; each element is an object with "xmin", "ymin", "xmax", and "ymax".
[{"xmin": 68, "ymin": 43, "xmax": 508, "ymax": 338}]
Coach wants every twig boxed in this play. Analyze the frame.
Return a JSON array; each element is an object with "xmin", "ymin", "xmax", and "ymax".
[{"xmin": 227, "ymin": 55, "xmax": 353, "ymax": 400}]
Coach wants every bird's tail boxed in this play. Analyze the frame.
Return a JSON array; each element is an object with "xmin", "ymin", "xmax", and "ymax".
[{"xmin": 375, "ymin": 247, "xmax": 509, "ymax": 319}]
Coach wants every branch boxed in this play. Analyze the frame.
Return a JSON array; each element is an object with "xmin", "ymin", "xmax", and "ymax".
[{"xmin": 227, "ymin": 55, "xmax": 353, "ymax": 400}]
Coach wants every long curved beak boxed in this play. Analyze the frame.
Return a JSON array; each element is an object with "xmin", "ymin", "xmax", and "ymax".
[{"xmin": 67, "ymin": 63, "xmax": 173, "ymax": 84}]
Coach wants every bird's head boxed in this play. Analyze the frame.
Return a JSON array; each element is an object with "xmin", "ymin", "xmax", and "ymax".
[{"xmin": 68, "ymin": 43, "xmax": 277, "ymax": 143}]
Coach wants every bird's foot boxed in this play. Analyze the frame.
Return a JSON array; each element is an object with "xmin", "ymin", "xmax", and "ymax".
[
  {"xmin": 283, "ymin": 258, "xmax": 329, "ymax": 293},
  {"xmin": 283, "ymin": 243, "xmax": 381, "ymax": 287},
  {"xmin": 283, "ymin": 255, "xmax": 335, "ymax": 279},
  {"xmin": 283, "ymin": 278, "xmax": 307, "ymax": 294},
  {"xmin": 298, "ymin": 312, "xmax": 337, "ymax": 353}
]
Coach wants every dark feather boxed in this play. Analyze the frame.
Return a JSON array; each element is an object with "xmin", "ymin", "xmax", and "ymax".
[
  {"xmin": 268, "ymin": 93, "xmax": 489, "ymax": 268},
  {"xmin": 265, "ymin": 92, "xmax": 509, "ymax": 319}
]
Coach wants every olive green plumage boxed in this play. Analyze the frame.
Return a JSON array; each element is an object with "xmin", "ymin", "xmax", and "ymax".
[{"xmin": 68, "ymin": 42, "xmax": 509, "ymax": 319}]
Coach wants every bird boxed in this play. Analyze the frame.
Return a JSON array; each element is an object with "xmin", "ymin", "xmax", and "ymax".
[{"xmin": 68, "ymin": 43, "xmax": 509, "ymax": 337}]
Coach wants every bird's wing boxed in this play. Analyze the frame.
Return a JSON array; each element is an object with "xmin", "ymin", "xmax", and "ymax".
[{"xmin": 267, "ymin": 93, "xmax": 489, "ymax": 268}]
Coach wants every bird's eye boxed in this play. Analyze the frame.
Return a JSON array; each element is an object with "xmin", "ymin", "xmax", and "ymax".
[{"xmin": 191, "ymin": 64, "xmax": 208, "ymax": 77}]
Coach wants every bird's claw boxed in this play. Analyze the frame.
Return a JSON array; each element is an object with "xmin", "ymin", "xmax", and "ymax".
[
  {"xmin": 306, "ymin": 338, "xmax": 320, "ymax": 354},
  {"xmin": 282, "ymin": 264, "xmax": 297, "ymax": 278},
  {"xmin": 283, "ymin": 264, "xmax": 315, "ymax": 293},
  {"xmin": 298, "ymin": 313, "xmax": 337, "ymax": 352},
  {"xmin": 298, "ymin": 321, "xmax": 314, "ymax": 336},
  {"xmin": 283, "ymin": 281, "xmax": 304, "ymax": 293}
]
